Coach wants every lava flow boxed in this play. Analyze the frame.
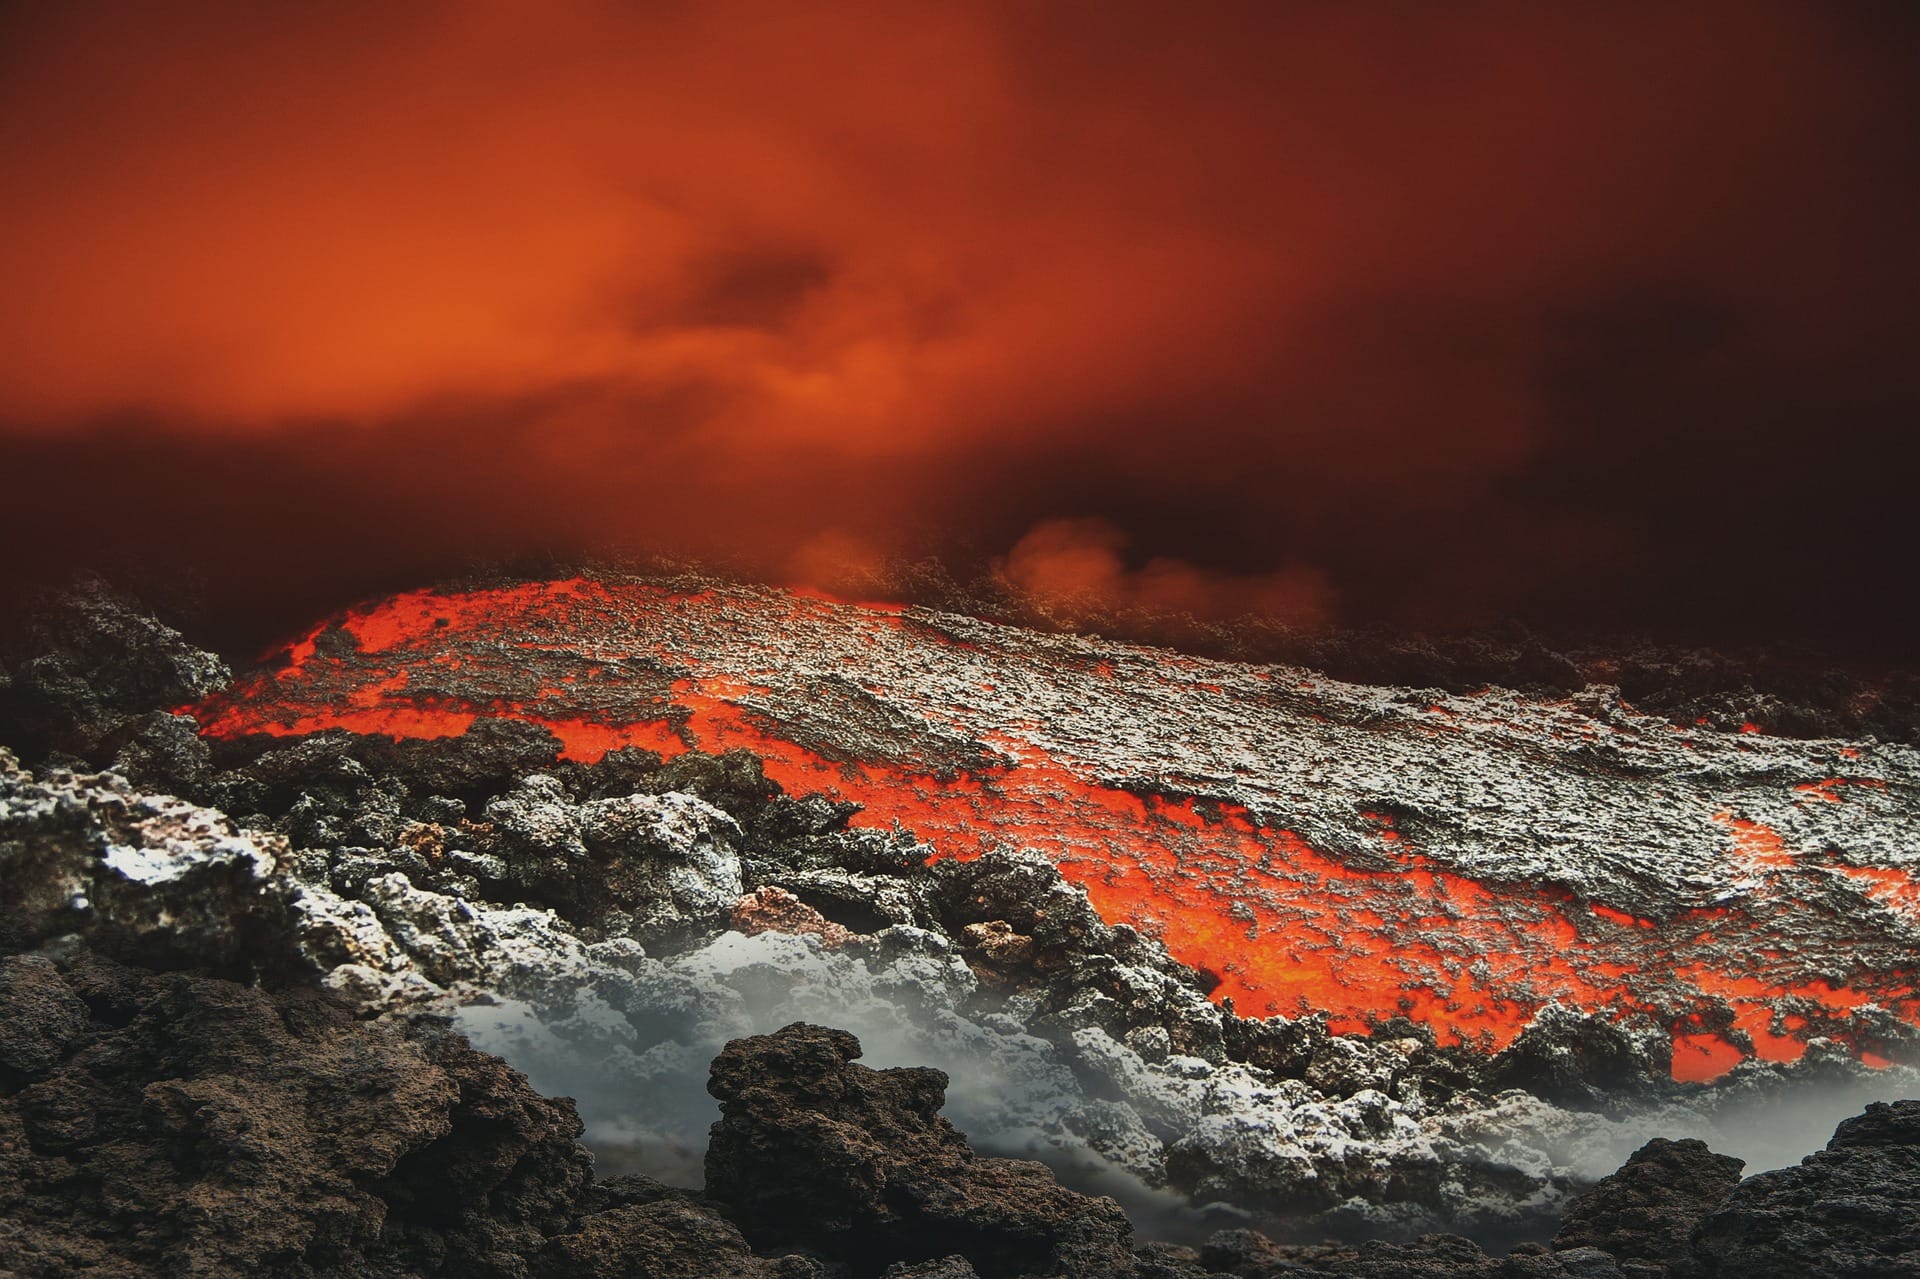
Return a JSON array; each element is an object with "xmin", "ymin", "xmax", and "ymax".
[{"xmin": 188, "ymin": 578, "xmax": 1920, "ymax": 1081}]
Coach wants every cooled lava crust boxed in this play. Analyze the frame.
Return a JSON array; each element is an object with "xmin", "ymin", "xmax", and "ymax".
[{"xmin": 188, "ymin": 578, "xmax": 1920, "ymax": 1081}]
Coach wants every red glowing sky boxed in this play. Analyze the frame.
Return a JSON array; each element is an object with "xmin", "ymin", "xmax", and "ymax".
[{"xmin": 2, "ymin": 2, "xmax": 1917, "ymax": 655}]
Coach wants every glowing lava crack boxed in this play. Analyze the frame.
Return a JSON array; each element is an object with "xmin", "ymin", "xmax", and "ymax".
[{"xmin": 189, "ymin": 578, "xmax": 1920, "ymax": 1080}]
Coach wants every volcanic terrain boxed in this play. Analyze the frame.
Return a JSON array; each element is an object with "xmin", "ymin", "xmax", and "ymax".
[
  {"xmin": 2, "ymin": 575, "xmax": 1917, "ymax": 1277},
  {"xmin": 192, "ymin": 576, "xmax": 1920, "ymax": 1080}
]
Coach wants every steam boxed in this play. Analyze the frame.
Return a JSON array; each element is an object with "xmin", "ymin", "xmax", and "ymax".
[
  {"xmin": 448, "ymin": 925, "xmax": 1918, "ymax": 1248},
  {"xmin": 1428, "ymin": 1060, "xmax": 1920, "ymax": 1190},
  {"xmin": 1682, "ymin": 1075, "xmax": 1920, "ymax": 1175},
  {"xmin": 451, "ymin": 928, "xmax": 1117, "ymax": 1190},
  {"xmin": 449, "ymin": 928, "xmax": 1259, "ymax": 1243}
]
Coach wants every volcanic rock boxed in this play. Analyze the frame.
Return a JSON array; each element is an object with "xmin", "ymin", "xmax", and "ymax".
[
  {"xmin": 705, "ymin": 1022, "xmax": 1139, "ymax": 1278},
  {"xmin": 183, "ymin": 578, "xmax": 1920, "ymax": 1086},
  {"xmin": 1550, "ymin": 1138, "xmax": 1743, "ymax": 1270},
  {"xmin": 4, "ymin": 579, "xmax": 1917, "ymax": 1267},
  {"xmin": 0, "ymin": 578, "xmax": 230, "ymax": 762},
  {"xmin": 0, "ymin": 750, "xmax": 293, "ymax": 973},
  {"xmin": 6, "ymin": 738, "xmax": 1913, "ymax": 1247},
  {"xmin": 533, "ymin": 1193, "xmax": 827, "ymax": 1278},
  {"xmin": 0, "ymin": 952, "xmax": 589, "ymax": 1278},
  {"xmin": 1, "ymin": 921, "xmax": 1915, "ymax": 1278},
  {"xmin": 731, "ymin": 885, "xmax": 857, "ymax": 948},
  {"xmin": 1488, "ymin": 1006, "xmax": 1672, "ymax": 1111},
  {"xmin": 1686, "ymin": 1099, "xmax": 1920, "ymax": 1278},
  {"xmin": 483, "ymin": 774, "xmax": 745, "ymax": 941},
  {"xmin": 882, "ymin": 1259, "xmax": 982, "ymax": 1278}
]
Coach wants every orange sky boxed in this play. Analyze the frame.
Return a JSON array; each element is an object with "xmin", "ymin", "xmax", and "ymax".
[{"xmin": 2, "ymin": 2, "xmax": 1917, "ymax": 654}]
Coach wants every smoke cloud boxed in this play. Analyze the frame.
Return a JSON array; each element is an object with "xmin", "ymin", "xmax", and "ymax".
[
  {"xmin": 2, "ymin": 2, "xmax": 1916, "ymax": 655},
  {"xmin": 996, "ymin": 518, "xmax": 1333, "ymax": 629}
]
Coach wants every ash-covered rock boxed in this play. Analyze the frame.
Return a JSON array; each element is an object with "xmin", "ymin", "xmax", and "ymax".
[
  {"xmin": 4, "ymin": 723, "xmax": 1915, "ymax": 1250},
  {"xmin": 731, "ymin": 885, "xmax": 858, "ymax": 948},
  {"xmin": 1486, "ymin": 1007, "xmax": 1674, "ymax": 1111},
  {"xmin": 0, "ymin": 751, "xmax": 292, "ymax": 973},
  {"xmin": 174, "ymin": 576, "xmax": 1920, "ymax": 1092},
  {"xmin": 1, "ymin": 915, "xmax": 1916, "ymax": 1278},
  {"xmin": 486, "ymin": 774, "xmax": 745, "ymax": 943},
  {"xmin": 969, "ymin": 594, "xmax": 1920, "ymax": 749}
]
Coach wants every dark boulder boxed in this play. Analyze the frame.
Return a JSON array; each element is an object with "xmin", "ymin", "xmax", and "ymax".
[
  {"xmin": 653, "ymin": 747, "xmax": 782, "ymax": 821},
  {"xmin": 1487, "ymin": 1005, "xmax": 1670, "ymax": 1109},
  {"xmin": 1686, "ymin": 1100, "xmax": 1920, "ymax": 1278},
  {"xmin": 704, "ymin": 1022, "xmax": 1138, "ymax": 1278},
  {"xmin": 0, "ymin": 579, "xmax": 230, "ymax": 762},
  {"xmin": 0, "ymin": 952, "xmax": 589, "ymax": 1278},
  {"xmin": 536, "ymin": 1195, "xmax": 836, "ymax": 1278},
  {"xmin": 1551, "ymin": 1137, "xmax": 1742, "ymax": 1273}
]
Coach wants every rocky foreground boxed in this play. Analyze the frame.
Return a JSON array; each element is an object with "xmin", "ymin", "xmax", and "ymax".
[
  {"xmin": 4, "ymin": 953, "xmax": 1918, "ymax": 1277},
  {"xmin": 1, "ymin": 581, "xmax": 1917, "ymax": 1276}
]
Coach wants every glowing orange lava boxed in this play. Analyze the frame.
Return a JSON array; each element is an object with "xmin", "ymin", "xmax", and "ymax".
[{"xmin": 188, "ymin": 579, "xmax": 1920, "ymax": 1081}]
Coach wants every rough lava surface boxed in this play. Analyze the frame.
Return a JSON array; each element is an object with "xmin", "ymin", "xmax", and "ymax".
[
  {"xmin": 4, "ymin": 578, "xmax": 1918, "ymax": 1275},
  {"xmin": 188, "ymin": 577, "xmax": 1920, "ymax": 1081}
]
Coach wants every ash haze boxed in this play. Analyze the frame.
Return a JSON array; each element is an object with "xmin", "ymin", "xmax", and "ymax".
[{"xmin": 1, "ymin": 2, "xmax": 1917, "ymax": 658}]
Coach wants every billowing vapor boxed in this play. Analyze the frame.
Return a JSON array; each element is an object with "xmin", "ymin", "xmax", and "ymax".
[
  {"xmin": 2, "ymin": 2, "xmax": 1917, "ymax": 654},
  {"xmin": 447, "ymin": 930, "xmax": 1217, "ymax": 1228},
  {"xmin": 450, "ymin": 934, "xmax": 1920, "ymax": 1251}
]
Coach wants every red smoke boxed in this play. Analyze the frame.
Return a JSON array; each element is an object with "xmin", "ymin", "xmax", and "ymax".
[
  {"xmin": 1, "ymin": 2, "xmax": 1916, "ymax": 654},
  {"xmin": 996, "ymin": 520, "xmax": 1332, "ymax": 629}
]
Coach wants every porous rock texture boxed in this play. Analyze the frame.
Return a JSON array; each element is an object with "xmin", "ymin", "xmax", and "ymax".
[
  {"xmin": 2, "ymin": 580, "xmax": 1918, "ymax": 1277},
  {"xmin": 2, "ymin": 738, "xmax": 1838, "ymax": 1247},
  {"xmin": 2, "ymin": 895, "xmax": 1918, "ymax": 1278},
  {"xmin": 0, "ymin": 577, "xmax": 230, "ymax": 762},
  {"xmin": 179, "ymin": 575, "xmax": 1920, "ymax": 1077},
  {"xmin": 0, "ymin": 951, "xmax": 593, "ymax": 1277},
  {"xmin": 705, "ymin": 1022, "xmax": 1138, "ymax": 1277},
  {"xmin": 1548, "ymin": 1138, "xmax": 1745, "ymax": 1272}
]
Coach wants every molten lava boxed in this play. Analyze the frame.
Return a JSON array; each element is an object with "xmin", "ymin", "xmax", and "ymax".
[{"xmin": 189, "ymin": 579, "xmax": 1920, "ymax": 1081}]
